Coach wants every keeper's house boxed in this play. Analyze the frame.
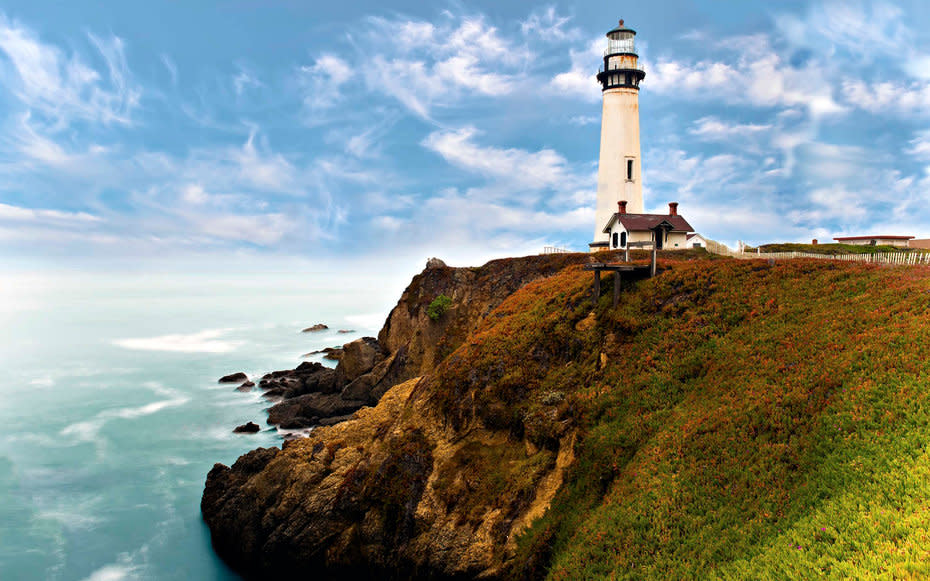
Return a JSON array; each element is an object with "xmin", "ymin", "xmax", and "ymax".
[
  {"xmin": 598, "ymin": 201, "xmax": 694, "ymax": 251},
  {"xmin": 833, "ymin": 235, "xmax": 914, "ymax": 248}
]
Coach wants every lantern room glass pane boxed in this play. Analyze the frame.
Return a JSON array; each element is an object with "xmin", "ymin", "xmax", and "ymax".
[{"xmin": 607, "ymin": 31, "xmax": 635, "ymax": 54}]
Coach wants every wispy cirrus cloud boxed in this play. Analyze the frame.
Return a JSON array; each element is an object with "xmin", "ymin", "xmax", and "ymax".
[
  {"xmin": 520, "ymin": 6, "xmax": 581, "ymax": 42},
  {"xmin": 298, "ymin": 54, "xmax": 352, "ymax": 112},
  {"xmin": 306, "ymin": 13, "xmax": 532, "ymax": 119},
  {"xmin": 0, "ymin": 202, "xmax": 101, "ymax": 223},
  {"xmin": 646, "ymin": 35, "xmax": 847, "ymax": 118},
  {"xmin": 422, "ymin": 126, "xmax": 583, "ymax": 194},
  {"xmin": 689, "ymin": 117, "xmax": 773, "ymax": 141},
  {"xmin": 0, "ymin": 13, "xmax": 141, "ymax": 129}
]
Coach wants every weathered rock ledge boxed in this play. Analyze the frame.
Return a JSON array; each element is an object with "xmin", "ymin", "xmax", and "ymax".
[{"xmin": 202, "ymin": 253, "xmax": 585, "ymax": 579}]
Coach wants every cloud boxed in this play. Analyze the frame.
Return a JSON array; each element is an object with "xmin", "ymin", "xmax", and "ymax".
[
  {"xmin": 569, "ymin": 115, "xmax": 598, "ymax": 126},
  {"xmin": 369, "ymin": 187, "xmax": 594, "ymax": 263},
  {"xmin": 0, "ymin": 14, "xmax": 140, "ymax": 129},
  {"xmin": 841, "ymin": 79, "xmax": 930, "ymax": 115},
  {"xmin": 548, "ymin": 37, "xmax": 602, "ymax": 103},
  {"xmin": 776, "ymin": 0, "xmax": 911, "ymax": 62},
  {"xmin": 366, "ymin": 56, "xmax": 447, "ymax": 119},
  {"xmin": 161, "ymin": 54, "xmax": 178, "ymax": 85},
  {"xmin": 233, "ymin": 67, "xmax": 262, "ymax": 95},
  {"xmin": 646, "ymin": 35, "xmax": 847, "ymax": 117},
  {"xmin": 0, "ymin": 202, "xmax": 101, "ymax": 223},
  {"xmin": 906, "ymin": 130, "xmax": 930, "ymax": 160},
  {"xmin": 181, "ymin": 184, "xmax": 209, "ymax": 204},
  {"xmin": 192, "ymin": 212, "xmax": 296, "ymax": 245},
  {"xmin": 645, "ymin": 148, "xmax": 753, "ymax": 196},
  {"xmin": 341, "ymin": 14, "xmax": 529, "ymax": 118},
  {"xmin": 422, "ymin": 126, "xmax": 580, "ymax": 194},
  {"xmin": 689, "ymin": 117, "xmax": 773, "ymax": 141},
  {"xmin": 520, "ymin": 7, "xmax": 580, "ymax": 42},
  {"xmin": 298, "ymin": 54, "xmax": 352, "ymax": 111}
]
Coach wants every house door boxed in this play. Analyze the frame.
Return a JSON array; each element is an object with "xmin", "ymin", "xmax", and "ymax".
[{"xmin": 654, "ymin": 229, "xmax": 663, "ymax": 249}]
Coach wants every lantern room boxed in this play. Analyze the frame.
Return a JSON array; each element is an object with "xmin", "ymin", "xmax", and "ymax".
[{"xmin": 597, "ymin": 20, "xmax": 645, "ymax": 92}]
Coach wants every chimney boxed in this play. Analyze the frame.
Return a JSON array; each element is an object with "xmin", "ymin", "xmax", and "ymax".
[
  {"xmin": 812, "ymin": 239, "xmax": 818, "ymax": 245},
  {"xmin": 668, "ymin": 202, "xmax": 679, "ymax": 216},
  {"xmin": 618, "ymin": 200, "xmax": 627, "ymax": 214}
]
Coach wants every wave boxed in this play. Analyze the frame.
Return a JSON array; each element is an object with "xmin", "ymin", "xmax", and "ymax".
[
  {"xmin": 82, "ymin": 561, "xmax": 138, "ymax": 581},
  {"xmin": 112, "ymin": 328, "xmax": 244, "ymax": 354},
  {"xmin": 60, "ymin": 384, "xmax": 190, "ymax": 444}
]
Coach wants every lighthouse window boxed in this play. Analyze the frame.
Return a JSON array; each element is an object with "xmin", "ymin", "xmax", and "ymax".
[{"xmin": 627, "ymin": 159, "xmax": 634, "ymax": 180}]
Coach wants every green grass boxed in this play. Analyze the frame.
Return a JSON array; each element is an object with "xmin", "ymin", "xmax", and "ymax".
[
  {"xmin": 756, "ymin": 242, "xmax": 925, "ymax": 255},
  {"xmin": 423, "ymin": 257, "xmax": 930, "ymax": 579}
]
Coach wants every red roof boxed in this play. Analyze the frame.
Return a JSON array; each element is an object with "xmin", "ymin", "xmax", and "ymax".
[
  {"xmin": 833, "ymin": 235, "xmax": 914, "ymax": 241},
  {"xmin": 604, "ymin": 212, "xmax": 694, "ymax": 234}
]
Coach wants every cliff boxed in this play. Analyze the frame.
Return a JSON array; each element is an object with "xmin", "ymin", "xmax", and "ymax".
[{"xmin": 203, "ymin": 253, "xmax": 930, "ymax": 579}]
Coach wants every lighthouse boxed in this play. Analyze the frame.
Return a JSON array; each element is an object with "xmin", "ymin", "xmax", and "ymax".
[{"xmin": 590, "ymin": 20, "xmax": 646, "ymax": 250}]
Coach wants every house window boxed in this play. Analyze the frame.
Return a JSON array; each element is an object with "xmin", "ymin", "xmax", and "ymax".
[
  {"xmin": 627, "ymin": 159, "xmax": 634, "ymax": 180},
  {"xmin": 612, "ymin": 232, "xmax": 619, "ymax": 248},
  {"xmin": 620, "ymin": 231, "xmax": 627, "ymax": 247},
  {"xmin": 693, "ymin": 242, "xmax": 702, "ymax": 248}
]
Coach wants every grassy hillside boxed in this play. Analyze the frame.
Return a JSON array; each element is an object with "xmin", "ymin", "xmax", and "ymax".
[{"xmin": 429, "ymin": 257, "xmax": 930, "ymax": 579}]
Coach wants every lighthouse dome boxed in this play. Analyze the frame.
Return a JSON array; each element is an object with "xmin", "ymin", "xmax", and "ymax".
[{"xmin": 606, "ymin": 19, "xmax": 636, "ymax": 37}]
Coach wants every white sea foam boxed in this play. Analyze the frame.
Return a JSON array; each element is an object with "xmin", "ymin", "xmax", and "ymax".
[
  {"xmin": 37, "ymin": 507, "xmax": 104, "ymax": 530},
  {"xmin": 82, "ymin": 562, "xmax": 136, "ymax": 581},
  {"xmin": 112, "ymin": 328, "xmax": 244, "ymax": 353},
  {"xmin": 60, "ymin": 384, "xmax": 190, "ymax": 444}
]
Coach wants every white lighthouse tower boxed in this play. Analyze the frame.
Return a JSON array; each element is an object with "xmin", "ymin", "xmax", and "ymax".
[{"xmin": 590, "ymin": 20, "xmax": 646, "ymax": 250}]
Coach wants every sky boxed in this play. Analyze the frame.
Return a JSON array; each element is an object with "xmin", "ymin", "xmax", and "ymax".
[{"xmin": 3, "ymin": 0, "xmax": 930, "ymax": 276}]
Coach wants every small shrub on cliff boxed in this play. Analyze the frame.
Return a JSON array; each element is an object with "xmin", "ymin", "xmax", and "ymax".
[{"xmin": 427, "ymin": 294, "xmax": 452, "ymax": 321}]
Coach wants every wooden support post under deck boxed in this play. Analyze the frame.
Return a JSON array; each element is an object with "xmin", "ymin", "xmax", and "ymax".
[
  {"xmin": 613, "ymin": 271, "xmax": 621, "ymax": 308},
  {"xmin": 624, "ymin": 248, "xmax": 629, "ymax": 262},
  {"xmin": 593, "ymin": 269, "xmax": 601, "ymax": 301}
]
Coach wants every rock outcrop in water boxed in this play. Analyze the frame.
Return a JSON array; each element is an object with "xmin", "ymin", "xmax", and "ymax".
[
  {"xmin": 243, "ymin": 254, "xmax": 584, "ymax": 430},
  {"xmin": 233, "ymin": 421, "xmax": 261, "ymax": 433}
]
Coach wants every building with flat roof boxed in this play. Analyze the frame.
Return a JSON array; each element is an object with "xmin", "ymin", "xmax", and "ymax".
[{"xmin": 833, "ymin": 235, "xmax": 914, "ymax": 248}]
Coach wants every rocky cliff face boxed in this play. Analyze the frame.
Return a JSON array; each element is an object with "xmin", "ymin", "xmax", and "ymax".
[
  {"xmin": 202, "ymin": 253, "xmax": 587, "ymax": 578},
  {"xmin": 206, "ymin": 254, "xmax": 930, "ymax": 579}
]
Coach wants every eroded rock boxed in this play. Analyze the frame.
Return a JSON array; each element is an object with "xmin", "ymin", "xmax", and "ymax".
[{"xmin": 233, "ymin": 421, "xmax": 261, "ymax": 433}]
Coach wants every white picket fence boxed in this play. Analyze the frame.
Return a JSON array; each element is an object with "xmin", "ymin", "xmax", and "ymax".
[
  {"xmin": 704, "ymin": 239, "xmax": 930, "ymax": 266},
  {"xmin": 542, "ymin": 246, "xmax": 571, "ymax": 255}
]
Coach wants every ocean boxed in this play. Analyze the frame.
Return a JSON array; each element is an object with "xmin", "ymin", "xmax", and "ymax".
[{"xmin": 0, "ymin": 272, "xmax": 398, "ymax": 580}]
